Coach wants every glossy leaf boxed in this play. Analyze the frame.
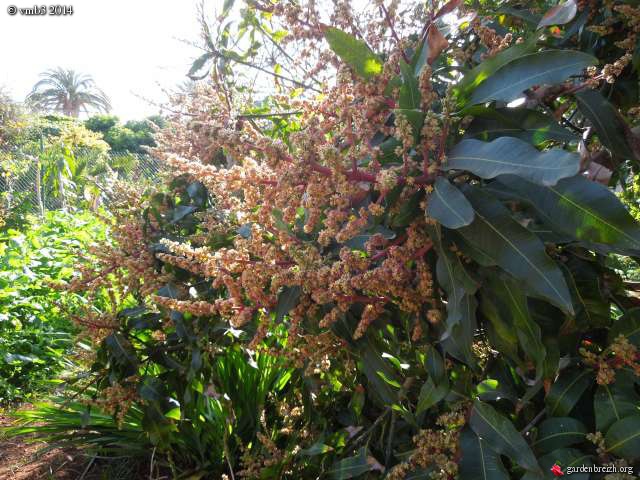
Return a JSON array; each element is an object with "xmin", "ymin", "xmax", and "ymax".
[
  {"xmin": 480, "ymin": 289, "xmax": 523, "ymax": 368},
  {"xmin": 458, "ymin": 427, "xmax": 510, "ymax": 480},
  {"xmin": 537, "ymin": 0, "xmax": 577, "ymax": 29},
  {"xmin": 324, "ymin": 27, "xmax": 383, "ymax": 80},
  {"xmin": 470, "ymin": 50, "xmax": 596, "ymax": 104},
  {"xmin": 188, "ymin": 52, "xmax": 214, "ymax": 79},
  {"xmin": 455, "ymin": 35, "xmax": 538, "ymax": 103},
  {"xmin": 594, "ymin": 370, "xmax": 640, "ymax": 432},
  {"xmin": 532, "ymin": 417, "xmax": 587, "ymax": 453},
  {"xmin": 425, "ymin": 345, "xmax": 446, "ymax": 384},
  {"xmin": 495, "ymin": 175, "xmax": 640, "ymax": 255},
  {"xmin": 499, "ymin": 7, "xmax": 541, "ymax": 27},
  {"xmin": 391, "ymin": 189, "xmax": 423, "ymax": 227},
  {"xmin": 416, "ymin": 377, "xmax": 449, "ymax": 414},
  {"xmin": 464, "ymin": 107, "xmax": 576, "ymax": 145},
  {"xmin": 609, "ymin": 308, "xmax": 640, "ymax": 346},
  {"xmin": 575, "ymin": 89, "xmax": 638, "ymax": 160},
  {"xmin": 484, "ymin": 276, "xmax": 546, "ymax": 380},
  {"xmin": 604, "ymin": 415, "xmax": 640, "ymax": 461},
  {"xmin": 275, "ymin": 285, "xmax": 301, "ymax": 322},
  {"xmin": 458, "ymin": 187, "xmax": 573, "ymax": 313},
  {"xmin": 171, "ymin": 205, "xmax": 198, "ymax": 223},
  {"xmin": 360, "ymin": 337, "xmax": 399, "ymax": 405},
  {"xmin": 327, "ymin": 447, "xmax": 377, "ymax": 479},
  {"xmin": 469, "ymin": 400, "xmax": 541, "ymax": 473},
  {"xmin": 426, "ymin": 177, "xmax": 475, "ymax": 229},
  {"xmin": 524, "ymin": 448, "xmax": 592, "ymax": 480},
  {"xmin": 399, "ymin": 60, "xmax": 421, "ymax": 109},
  {"xmin": 447, "ymin": 137, "xmax": 579, "ymax": 186},
  {"xmin": 545, "ymin": 368, "xmax": 593, "ymax": 416},
  {"xmin": 441, "ymin": 293, "xmax": 478, "ymax": 367}
]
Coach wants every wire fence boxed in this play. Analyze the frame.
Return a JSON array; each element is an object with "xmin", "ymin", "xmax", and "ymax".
[{"xmin": 0, "ymin": 146, "xmax": 163, "ymax": 216}]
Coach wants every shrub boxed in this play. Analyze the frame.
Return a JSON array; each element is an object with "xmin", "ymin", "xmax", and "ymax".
[
  {"xmin": 0, "ymin": 211, "xmax": 105, "ymax": 404},
  {"xmin": 12, "ymin": 0, "xmax": 640, "ymax": 478}
]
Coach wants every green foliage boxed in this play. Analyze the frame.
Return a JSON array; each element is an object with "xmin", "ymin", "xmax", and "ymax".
[
  {"xmin": 10, "ymin": 0, "xmax": 640, "ymax": 478},
  {"xmin": 0, "ymin": 211, "xmax": 105, "ymax": 404},
  {"xmin": 85, "ymin": 114, "xmax": 164, "ymax": 154}
]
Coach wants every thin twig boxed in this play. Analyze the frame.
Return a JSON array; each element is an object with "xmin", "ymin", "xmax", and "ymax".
[
  {"xmin": 78, "ymin": 455, "xmax": 97, "ymax": 480},
  {"xmin": 380, "ymin": 3, "xmax": 410, "ymax": 64},
  {"xmin": 520, "ymin": 408, "xmax": 546, "ymax": 435}
]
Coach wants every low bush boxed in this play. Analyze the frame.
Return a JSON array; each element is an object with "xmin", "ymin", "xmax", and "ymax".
[
  {"xmin": 0, "ymin": 211, "xmax": 105, "ymax": 404},
  {"xmin": 8, "ymin": 0, "xmax": 640, "ymax": 479}
]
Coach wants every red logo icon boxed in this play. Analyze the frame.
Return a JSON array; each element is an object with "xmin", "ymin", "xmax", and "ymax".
[{"xmin": 550, "ymin": 464, "xmax": 564, "ymax": 477}]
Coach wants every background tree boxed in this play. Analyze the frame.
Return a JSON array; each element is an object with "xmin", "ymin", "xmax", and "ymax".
[
  {"xmin": 26, "ymin": 68, "xmax": 111, "ymax": 118},
  {"xmin": 85, "ymin": 114, "xmax": 165, "ymax": 153}
]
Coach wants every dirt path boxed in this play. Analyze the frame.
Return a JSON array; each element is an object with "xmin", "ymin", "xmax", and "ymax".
[{"xmin": 0, "ymin": 410, "xmax": 91, "ymax": 480}]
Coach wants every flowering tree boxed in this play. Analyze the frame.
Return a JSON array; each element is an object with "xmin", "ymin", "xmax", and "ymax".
[{"xmin": 61, "ymin": 0, "xmax": 640, "ymax": 478}]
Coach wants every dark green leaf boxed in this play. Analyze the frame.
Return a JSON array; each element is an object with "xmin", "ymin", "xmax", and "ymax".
[
  {"xmin": 464, "ymin": 107, "xmax": 576, "ymax": 145},
  {"xmin": 300, "ymin": 441, "xmax": 333, "ymax": 456},
  {"xmin": 426, "ymin": 177, "xmax": 475, "ymax": 229},
  {"xmin": 139, "ymin": 377, "xmax": 165, "ymax": 402},
  {"xmin": 425, "ymin": 345, "xmax": 446, "ymax": 384},
  {"xmin": 458, "ymin": 187, "xmax": 573, "ymax": 313},
  {"xmin": 458, "ymin": 427, "xmax": 510, "ymax": 480},
  {"xmin": 400, "ymin": 60, "xmax": 421, "ymax": 109},
  {"xmin": 609, "ymin": 308, "xmax": 640, "ymax": 347},
  {"xmin": 360, "ymin": 336, "xmax": 399, "ymax": 405},
  {"xmin": 545, "ymin": 368, "xmax": 593, "ymax": 416},
  {"xmin": 481, "ymin": 289, "xmax": 523, "ymax": 368},
  {"xmin": 327, "ymin": 447, "xmax": 377, "ymax": 479},
  {"xmin": 404, "ymin": 468, "xmax": 435, "ymax": 480},
  {"xmin": 447, "ymin": 137, "xmax": 579, "ymax": 186},
  {"xmin": 594, "ymin": 370, "xmax": 640, "ymax": 432},
  {"xmin": 537, "ymin": 0, "xmax": 577, "ymax": 29},
  {"xmin": 237, "ymin": 223, "xmax": 252, "ymax": 239},
  {"xmin": 104, "ymin": 333, "xmax": 138, "ymax": 371},
  {"xmin": 470, "ymin": 50, "xmax": 596, "ymax": 104},
  {"xmin": 171, "ymin": 205, "xmax": 198, "ymax": 223},
  {"xmin": 157, "ymin": 283, "xmax": 179, "ymax": 299},
  {"xmin": 524, "ymin": 448, "xmax": 592, "ymax": 480},
  {"xmin": 495, "ymin": 175, "xmax": 640, "ymax": 255},
  {"xmin": 417, "ymin": 377, "xmax": 449, "ymax": 414},
  {"xmin": 575, "ymin": 89, "xmax": 638, "ymax": 160},
  {"xmin": 271, "ymin": 208, "xmax": 291, "ymax": 233},
  {"xmin": 455, "ymin": 35, "xmax": 538, "ymax": 103},
  {"xmin": 324, "ymin": 28, "xmax": 383, "ymax": 80},
  {"xmin": 484, "ymin": 276, "xmax": 546, "ymax": 381},
  {"xmin": 604, "ymin": 415, "xmax": 640, "ymax": 461},
  {"xmin": 533, "ymin": 417, "xmax": 587, "ymax": 453},
  {"xmin": 345, "ymin": 224, "xmax": 395, "ymax": 250},
  {"xmin": 469, "ymin": 400, "xmax": 541, "ymax": 473},
  {"xmin": 188, "ymin": 53, "xmax": 214, "ymax": 79},
  {"xmin": 275, "ymin": 286, "xmax": 301, "ymax": 322},
  {"xmin": 433, "ymin": 226, "xmax": 479, "ymax": 297},
  {"xmin": 498, "ymin": 7, "xmax": 542, "ymax": 27},
  {"xmin": 391, "ymin": 190, "xmax": 423, "ymax": 227},
  {"xmin": 441, "ymin": 293, "xmax": 478, "ymax": 367}
]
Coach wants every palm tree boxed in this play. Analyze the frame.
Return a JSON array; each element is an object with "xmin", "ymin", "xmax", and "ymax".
[{"xmin": 26, "ymin": 68, "xmax": 111, "ymax": 117}]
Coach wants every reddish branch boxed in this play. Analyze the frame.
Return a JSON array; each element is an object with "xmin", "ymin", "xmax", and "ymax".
[{"xmin": 380, "ymin": 3, "xmax": 410, "ymax": 64}]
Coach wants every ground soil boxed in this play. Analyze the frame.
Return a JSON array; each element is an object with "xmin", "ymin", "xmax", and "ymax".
[{"xmin": 0, "ymin": 409, "xmax": 94, "ymax": 480}]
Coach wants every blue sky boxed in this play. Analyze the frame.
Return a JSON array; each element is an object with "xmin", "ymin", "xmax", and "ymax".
[{"xmin": 0, "ymin": 0, "xmax": 214, "ymax": 120}]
